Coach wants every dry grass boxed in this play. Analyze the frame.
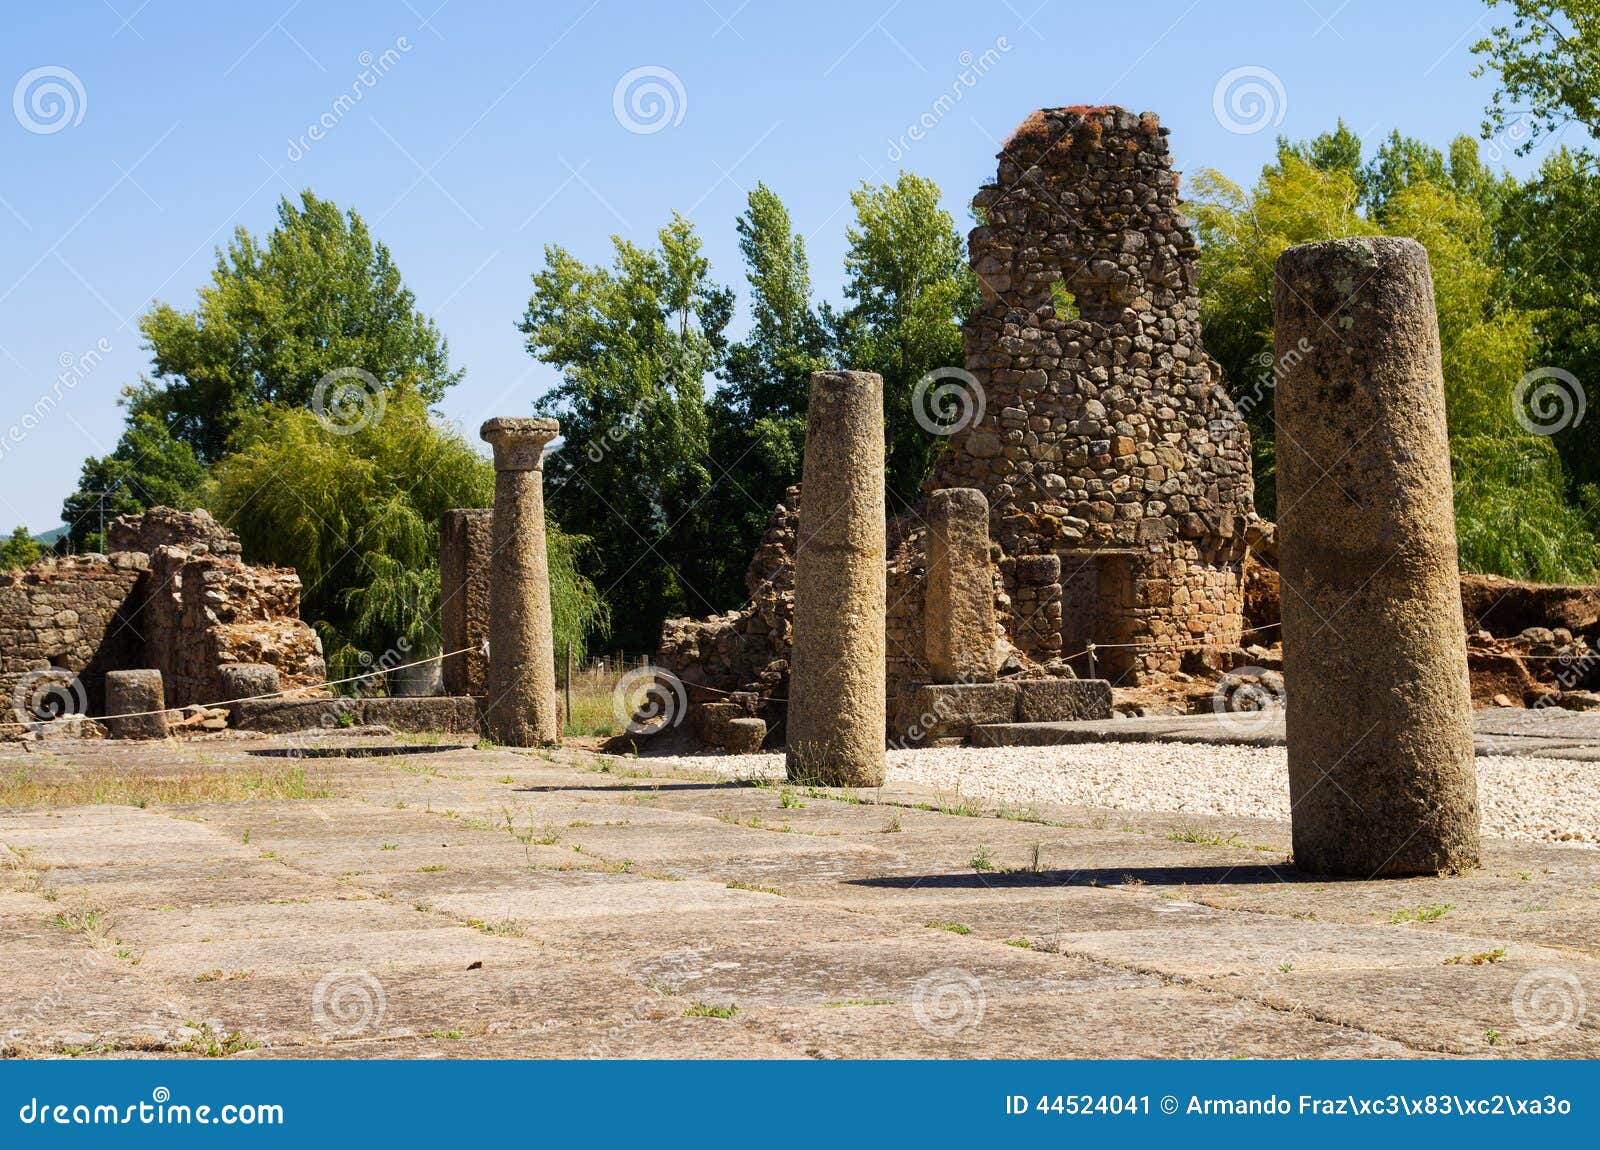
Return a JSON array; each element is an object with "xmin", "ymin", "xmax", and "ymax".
[
  {"xmin": 0, "ymin": 764, "xmax": 332, "ymax": 809},
  {"xmin": 562, "ymin": 664, "xmax": 633, "ymax": 738}
]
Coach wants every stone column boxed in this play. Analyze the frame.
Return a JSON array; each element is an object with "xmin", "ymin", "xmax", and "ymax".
[
  {"xmin": 786, "ymin": 371, "xmax": 886, "ymax": 786},
  {"xmin": 479, "ymin": 417, "xmax": 561, "ymax": 746},
  {"xmin": 104, "ymin": 669, "xmax": 168, "ymax": 740},
  {"xmin": 1273, "ymin": 236, "xmax": 1478, "ymax": 877},
  {"xmin": 439, "ymin": 508, "xmax": 493, "ymax": 696},
  {"xmin": 925, "ymin": 488, "xmax": 997, "ymax": 683}
]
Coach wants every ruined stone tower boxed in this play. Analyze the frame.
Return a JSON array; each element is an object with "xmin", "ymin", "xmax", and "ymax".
[{"xmin": 930, "ymin": 106, "xmax": 1254, "ymax": 679}]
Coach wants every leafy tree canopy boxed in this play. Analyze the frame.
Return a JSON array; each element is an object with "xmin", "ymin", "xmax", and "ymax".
[
  {"xmin": 521, "ymin": 214, "xmax": 733, "ymax": 652},
  {"xmin": 1473, "ymin": 0, "xmax": 1600, "ymax": 153},
  {"xmin": 202, "ymin": 390, "xmax": 607, "ymax": 681},
  {"xmin": 132, "ymin": 190, "xmax": 461, "ymax": 464},
  {"xmin": 1, "ymin": 526, "xmax": 45, "ymax": 571}
]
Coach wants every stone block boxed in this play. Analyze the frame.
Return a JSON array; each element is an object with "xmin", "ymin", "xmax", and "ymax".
[
  {"xmin": 895, "ymin": 682, "xmax": 1018, "ymax": 744},
  {"xmin": 1015, "ymin": 678, "xmax": 1112, "ymax": 722},
  {"xmin": 697, "ymin": 701, "xmax": 744, "ymax": 745},
  {"xmin": 231, "ymin": 696, "xmax": 478, "ymax": 735},
  {"xmin": 218, "ymin": 663, "xmax": 280, "ymax": 725},
  {"xmin": 723, "ymin": 717, "xmax": 767, "ymax": 754},
  {"xmin": 440, "ymin": 508, "xmax": 492, "ymax": 696},
  {"xmin": 104, "ymin": 669, "xmax": 168, "ymax": 740},
  {"xmin": 925, "ymin": 488, "xmax": 998, "ymax": 684}
]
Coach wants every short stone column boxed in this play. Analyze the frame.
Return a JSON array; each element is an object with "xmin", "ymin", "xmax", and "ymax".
[
  {"xmin": 786, "ymin": 371, "xmax": 886, "ymax": 786},
  {"xmin": 479, "ymin": 417, "xmax": 561, "ymax": 746},
  {"xmin": 439, "ymin": 508, "xmax": 493, "ymax": 696},
  {"xmin": 104, "ymin": 670, "xmax": 168, "ymax": 740},
  {"xmin": 1273, "ymin": 236, "xmax": 1478, "ymax": 876},
  {"xmin": 925, "ymin": 488, "xmax": 997, "ymax": 683}
]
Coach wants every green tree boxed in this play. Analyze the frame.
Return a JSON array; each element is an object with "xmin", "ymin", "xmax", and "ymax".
[
  {"xmin": 1473, "ymin": 0, "xmax": 1600, "ymax": 154},
  {"xmin": 1192, "ymin": 151, "xmax": 1371, "ymax": 515},
  {"xmin": 1497, "ymin": 146, "xmax": 1600, "ymax": 494},
  {"xmin": 60, "ymin": 412, "xmax": 205, "ymax": 551},
  {"xmin": 520, "ymin": 214, "xmax": 733, "ymax": 652},
  {"xmin": 1, "ymin": 526, "xmax": 44, "ymax": 571},
  {"xmin": 203, "ymin": 391, "xmax": 607, "ymax": 682},
  {"xmin": 132, "ymin": 190, "xmax": 460, "ymax": 463},
  {"xmin": 1195, "ymin": 129, "xmax": 1596, "ymax": 579},
  {"xmin": 705, "ymin": 184, "xmax": 833, "ymax": 601},
  {"xmin": 833, "ymin": 173, "xmax": 977, "ymax": 509}
]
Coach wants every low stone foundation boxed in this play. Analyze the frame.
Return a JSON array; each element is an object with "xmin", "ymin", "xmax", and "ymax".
[
  {"xmin": 893, "ymin": 678, "xmax": 1112, "ymax": 745},
  {"xmin": 2, "ymin": 508, "xmax": 324, "ymax": 723},
  {"xmin": 232, "ymin": 695, "xmax": 480, "ymax": 735}
]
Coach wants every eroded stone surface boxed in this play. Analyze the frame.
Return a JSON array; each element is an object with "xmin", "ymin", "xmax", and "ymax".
[
  {"xmin": 1, "ymin": 734, "xmax": 1596, "ymax": 1060},
  {"xmin": 1274, "ymin": 237, "xmax": 1478, "ymax": 877}
]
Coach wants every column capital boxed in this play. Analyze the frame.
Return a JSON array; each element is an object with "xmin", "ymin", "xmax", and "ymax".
[{"xmin": 480, "ymin": 417, "xmax": 560, "ymax": 471}]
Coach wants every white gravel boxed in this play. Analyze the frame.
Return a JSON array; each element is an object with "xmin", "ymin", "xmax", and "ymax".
[{"xmin": 656, "ymin": 742, "xmax": 1598, "ymax": 849}]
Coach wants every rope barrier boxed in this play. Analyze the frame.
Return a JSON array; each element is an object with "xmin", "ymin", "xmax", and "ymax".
[{"xmin": 33, "ymin": 644, "xmax": 484, "ymax": 725}]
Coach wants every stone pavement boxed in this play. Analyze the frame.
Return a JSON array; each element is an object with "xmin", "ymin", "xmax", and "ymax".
[
  {"xmin": 1, "ymin": 734, "xmax": 1597, "ymax": 1059},
  {"xmin": 976, "ymin": 707, "xmax": 1600, "ymax": 760}
]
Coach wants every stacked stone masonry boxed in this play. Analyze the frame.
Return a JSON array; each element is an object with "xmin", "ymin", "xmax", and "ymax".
[
  {"xmin": 655, "ymin": 105, "xmax": 1251, "ymax": 740},
  {"xmin": 1, "ymin": 508, "xmax": 324, "ymax": 720},
  {"xmin": 931, "ymin": 106, "xmax": 1254, "ymax": 679}
]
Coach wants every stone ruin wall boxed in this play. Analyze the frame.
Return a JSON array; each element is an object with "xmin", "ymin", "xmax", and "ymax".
[
  {"xmin": 655, "ymin": 105, "xmax": 1256, "ymax": 732},
  {"xmin": 0, "ymin": 554, "xmax": 147, "ymax": 716},
  {"xmin": 930, "ymin": 106, "xmax": 1255, "ymax": 679},
  {"xmin": 656, "ymin": 486, "xmax": 1049, "ymax": 740},
  {"xmin": 0, "ymin": 507, "xmax": 325, "ymax": 717}
]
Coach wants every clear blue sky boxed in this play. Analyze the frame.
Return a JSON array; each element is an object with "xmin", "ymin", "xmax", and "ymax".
[{"xmin": 0, "ymin": 0, "xmax": 1559, "ymax": 533}]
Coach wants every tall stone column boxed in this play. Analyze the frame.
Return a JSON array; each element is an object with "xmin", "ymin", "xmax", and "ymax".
[
  {"xmin": 479, "ymin": 417, "xmax": 561, "ymax": 746},
  {"xmin": 925, "ymin": 488, "xmax": 997, "ymax": 683},
  {"xmin": 786, "ymin": 371, "xmax": 886, "ymax": 786},
  {"xmin": 1273, "ymin": 237, "xmax": 1478, "ymax": 876},
  {"xmin": 439, "ymin": 508, "xmax": 492, "ymax": 696}
]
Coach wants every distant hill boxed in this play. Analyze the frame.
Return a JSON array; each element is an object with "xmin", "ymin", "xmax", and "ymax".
[{"xmin": 31, "ymin": 525, "xmax": 68, "ymax": 545}]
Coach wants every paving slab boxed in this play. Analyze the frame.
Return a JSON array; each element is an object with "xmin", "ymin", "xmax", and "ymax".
[{"xmin": 2, "ymin": 734, "xmax": 1597, "ymax": 1060}]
